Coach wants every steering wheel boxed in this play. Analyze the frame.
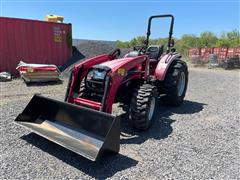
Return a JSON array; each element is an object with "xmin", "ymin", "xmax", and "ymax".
[
  {"xmin": 109, "ymin": 49, "xmax": 121, "ymax": 59},
  {"xmin": 138, "ymin": 45, "xmax": 147, "ymax": 54}
]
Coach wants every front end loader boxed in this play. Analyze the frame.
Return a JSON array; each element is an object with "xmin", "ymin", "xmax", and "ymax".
[{"xmin": 15, "ymin": 14, "xmax": 188, "ymax": 161}]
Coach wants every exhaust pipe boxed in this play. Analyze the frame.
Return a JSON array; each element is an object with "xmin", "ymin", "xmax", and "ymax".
[{"xmin": 15, "ymin": 95, "xmax": 120, "ymax": 161}]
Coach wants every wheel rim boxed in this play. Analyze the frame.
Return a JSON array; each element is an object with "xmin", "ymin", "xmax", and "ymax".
[
  {"xmin": 177, "ymin": 72, "xmax": 186, "ymax": 96},
  {"xmin": 148, "ymin": 97, "xmax": 156, "ymax": 121}
]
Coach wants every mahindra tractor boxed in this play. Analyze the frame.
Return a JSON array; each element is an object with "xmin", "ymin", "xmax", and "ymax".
[{"xmin": 15, "ymin": 14, "xmax": 188, "ymax": 161}]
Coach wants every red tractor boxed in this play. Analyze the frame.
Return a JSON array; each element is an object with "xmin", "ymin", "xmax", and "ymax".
[{"xmin": 15, "ymin": 14, "xmax": 188, "ymax": 161}]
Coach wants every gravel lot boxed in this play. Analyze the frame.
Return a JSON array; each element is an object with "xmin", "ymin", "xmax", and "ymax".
[{"xmin": 0, "ymin": 67, "xmax": 239, "ymax": 179}]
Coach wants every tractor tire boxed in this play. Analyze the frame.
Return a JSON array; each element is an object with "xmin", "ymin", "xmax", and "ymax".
[
  {"xmin": 223, "ymin": 61, "xmax": 233, "ymax": 70},
  {"xmin": 129, "ymin": 84, "xmax": 158, "ymax": 131},
  {"xmin": 162, "ymin": 60, "xmax": 188, "ymax": 106}
]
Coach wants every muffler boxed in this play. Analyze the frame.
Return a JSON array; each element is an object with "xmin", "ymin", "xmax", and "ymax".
[{"xmin": 15, "ymin": 95, "xmax": 120, "ymax": 161}]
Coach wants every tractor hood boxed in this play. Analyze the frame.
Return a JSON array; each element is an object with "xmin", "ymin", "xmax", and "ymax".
[
  {"xmin": 99, "ymin": 58, "xmax": 133, "ymax": 71},
  {"xmin": 94, "ymin": 55, "xmax": 147, "ymax": 72}
]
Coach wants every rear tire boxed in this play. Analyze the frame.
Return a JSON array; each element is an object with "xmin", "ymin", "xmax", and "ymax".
[
  {"xmin": 129, "ymin": 84, "xmax": 157, "ymax": 131},
  {"xmin": 162, "ymin": 60, "xmax": 188, "ymax": 106}
]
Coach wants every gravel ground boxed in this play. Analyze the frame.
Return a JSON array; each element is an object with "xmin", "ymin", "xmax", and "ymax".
[{"xmin": 0, "ymin": 67, "xmax": 239, "ymax": 179}]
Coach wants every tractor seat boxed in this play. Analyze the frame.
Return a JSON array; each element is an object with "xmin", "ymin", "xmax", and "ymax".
[{"xmin": 146, "ymin": 45, "xmax": 164, "ymax": 61}]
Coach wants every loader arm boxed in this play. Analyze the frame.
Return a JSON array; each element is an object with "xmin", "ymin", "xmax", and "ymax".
[
  {"xmin": 103, "ymin": 55, "xmax": 149, "ymax": 113},
  {"xmin": 66, "ymin": 54, "xmax": 112, "ymax": 102},
  {"xmin": 68, "ymin": 55, "xmax": 149, "ymax": 114}
]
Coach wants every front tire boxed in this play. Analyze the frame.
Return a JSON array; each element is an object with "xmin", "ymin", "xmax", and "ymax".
[
  {"xmin": 162, "ymin": 60, "xmax": 188, "ymax": 106},
  {"xmin": 129, "ymin": 84, "xmax": 157, "ymax": 131}
]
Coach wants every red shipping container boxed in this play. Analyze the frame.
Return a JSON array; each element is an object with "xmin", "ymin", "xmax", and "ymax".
[
  {"xmin": 201, "ymin": 48, "xmax": 213, "ymax": 62},
  {"xmin": 213, "ymin": 47, "xmax": 220, "ymax": 55},
  {"xmin": 189, "ymin": 48, "xmax": 201, "ymax": 55},
  {"xmin": 218, "ymin": 47, "xmax": 228, "ymax": 62},
  {"xmin": 0, "ymin": 17, "xmax": 72, "ymax": 75},
  {"xmin": 188, "ymin": 48, "xmax": 202, "ymax": 63},
  {"xmin": 188, "ymin": 48, "xmax": 201, "ymax": 58},
  {"xmin": 234, "ymin": 47, "xmax": 240, "ymax": 56},
  {"xmin": 227, "ymin": 48, "xmax": 235, "ymax": 58}
]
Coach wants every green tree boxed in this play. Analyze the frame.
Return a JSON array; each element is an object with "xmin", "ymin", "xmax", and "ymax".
[
  {"xmin": 175, "ymin": 34, "xmax": 199, "ymax": 56},
  {"xmin": 129, "ymin": 38, "xmax": 138, "ymax": 47},
  {"xmin": 116, "ymin": 40, "xmax": 130, "ymax": 48},
  {"xmin": 135, "ymin": 36, "xmax": 146, "ymax": 45},
  {"xmin": 215, "ymin": 32, "xmax": 230, "ymax": 47},
  {"xmin": 227, "ymin": 30, "xmax": 240, "ymax": 47},
  {"xmin": 115, "ymin": 30, "xmax": 240, "ymax": 58},
  {"xmin": 199, "ymin": 32, "xmax": 218, "ymax": 47}
]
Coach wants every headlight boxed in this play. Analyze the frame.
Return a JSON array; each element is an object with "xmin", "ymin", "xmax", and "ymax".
[
  {"xmin": 87, "ymin": 69, "xmax": 106, "ymax": 80},
  {"xmin": 93, "ymin": 70, "xmax": 106, "ymax": 80}
]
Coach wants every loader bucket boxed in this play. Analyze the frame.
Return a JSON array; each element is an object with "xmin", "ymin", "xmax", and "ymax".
[{"xmin": 15, "ymin": 95, "xmax": 120, "ymax": 161}]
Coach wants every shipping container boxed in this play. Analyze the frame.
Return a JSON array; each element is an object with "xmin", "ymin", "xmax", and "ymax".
[
  {"xmin": 188, "ymin": 47, "xmax": 240, "ymax": 64},
  {"xmin": 213, "ymin": 47, "xmax": 220, "ymax": 56},
  {"xmin": 189, "ymin": 48, "xmax": 201, "ymax": 56},
  {"xmin": 201, "ymin": 48, "xmax": 213, "ymax": 62},
  {"xmin": 227, "ymin": 48, "xmax": 235, "ymax": 58},
  {"xmin": 218, "ymin": 47, "xmax": 228, "ymax": 63},
  {"xmin": 188, "ymin": 48, "xmax": 201, "ymax": 62},
  {"xmin": 234, "ymin": 47, "xmax": 240, "ymax": 56},
  {"xmin": 0, "ymin": 17, "xmax": 72, "ymax": 75}
]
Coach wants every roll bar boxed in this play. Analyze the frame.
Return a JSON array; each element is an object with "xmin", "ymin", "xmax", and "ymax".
[{"xmin": 145, "ymin": 14, "xmax": 175, "ymax": 53}]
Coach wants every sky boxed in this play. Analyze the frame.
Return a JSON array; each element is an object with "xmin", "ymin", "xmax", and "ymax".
[{"xmin": 0, "ymin": 0, "xmax": 239, "ymax": 41}]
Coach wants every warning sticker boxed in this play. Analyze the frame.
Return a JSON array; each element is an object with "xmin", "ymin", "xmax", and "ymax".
[
  {"xmin": 117, "ymin": 68, "xmax": 125, "ymax": 76},
  {"xmin": 27, "ymin": 67, "xmax": 33, "ymax": 73},
  {"xmin": 53, "ymin": 27, "xmax": 63, "ymax": 43}
]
